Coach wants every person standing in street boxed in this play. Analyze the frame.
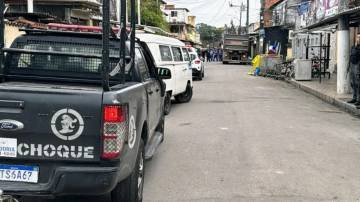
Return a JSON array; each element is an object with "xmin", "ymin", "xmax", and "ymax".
[
  {"xmin": 206, "ymin": 49, "xmax": 211, "ymax": 62},
  {"xmin": 348, "ymin": 33, "xmax": 360, "ymax": 107}
]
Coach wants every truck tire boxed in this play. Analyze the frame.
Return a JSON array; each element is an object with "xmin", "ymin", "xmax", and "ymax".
[
  {"xmin": 111, "ymin": 140, "xmax": 145, "ymax": 202},
  {"xmin": 164, "ymin": 92, "xmax": 172, "ymax": 115},
  {"xmin": 175, "ymin": 83, "xmax": 193, "ymax": 103}
]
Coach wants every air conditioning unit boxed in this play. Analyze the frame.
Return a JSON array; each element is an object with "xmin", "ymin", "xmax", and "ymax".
[{"xmin": 294, "ymin": 59, "xmax": 312, "ymax": 81}]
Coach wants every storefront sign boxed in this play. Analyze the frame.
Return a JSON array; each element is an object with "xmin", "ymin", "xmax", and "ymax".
[{"xmin": 325, "ymin": 0, "xmax": 339, "ymax": 17}]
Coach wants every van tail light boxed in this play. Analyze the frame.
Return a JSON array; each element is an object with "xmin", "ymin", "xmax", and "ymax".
[
  {"xmin": 195, "ymin": 60, "xmax": 201, "ymax": 64},
  {"xmin": 101, "ymin": 105, "xmax": 128, "ymax": 159}
]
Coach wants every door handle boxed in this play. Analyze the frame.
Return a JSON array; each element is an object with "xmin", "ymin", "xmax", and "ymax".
[{"xmin": 0, "ymin": 100, "xmax": 25, "ymax": 109}]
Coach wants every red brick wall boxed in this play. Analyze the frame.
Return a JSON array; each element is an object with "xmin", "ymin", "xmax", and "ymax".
[
  {"xmin": 265, "ymin": 0, "xmax": 282, "ymax": 9},
  {"xmin": 263, "ymin": 0, "xmax": 283, "ymax": 27}
]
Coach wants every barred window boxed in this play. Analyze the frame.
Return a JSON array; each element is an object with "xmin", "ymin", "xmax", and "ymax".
[{"xmin": 7, "ymin": 39, "xmax": 134, "ymax": 74}]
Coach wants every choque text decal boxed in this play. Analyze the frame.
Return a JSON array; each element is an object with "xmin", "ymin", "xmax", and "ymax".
[{"xmin": 17, "ymin": 143, "xmax": 94, "ymax": 159}]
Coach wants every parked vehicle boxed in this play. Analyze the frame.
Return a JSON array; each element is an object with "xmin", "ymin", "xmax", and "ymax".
[
  {"xmin": 137, "ymin": 33, "xmax": 193, "ymax": 115},
  {"xmin": 0, "ymin": 1, "xmax": 167, "ymax": 201},
  {"xmin": 223, "ymin": 34, "xmax": 250, "ymax": 64},
  {"xmin": 189, "ymin": 51, "xmax": 205, "ymax": 80}
]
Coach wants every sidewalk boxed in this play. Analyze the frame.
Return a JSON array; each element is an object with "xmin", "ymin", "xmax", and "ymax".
[{"xmin": 285, "ymin": 74, "xmax": 360, "ymax": 116}]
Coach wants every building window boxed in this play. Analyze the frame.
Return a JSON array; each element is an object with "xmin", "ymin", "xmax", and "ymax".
[{"xmin": 171, "ymin": 11, "xmax": 178, "ymax": 17}]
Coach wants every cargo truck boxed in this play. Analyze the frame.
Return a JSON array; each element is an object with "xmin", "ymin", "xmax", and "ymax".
[{"xmin": 222, "ymin": 34, "xmax": 250, "ymax": 65}]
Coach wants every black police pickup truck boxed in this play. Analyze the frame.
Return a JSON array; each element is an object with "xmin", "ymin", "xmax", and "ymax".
[{"xmin": 0, "ymin": 1, "xmax": 167, "ymax": 201}]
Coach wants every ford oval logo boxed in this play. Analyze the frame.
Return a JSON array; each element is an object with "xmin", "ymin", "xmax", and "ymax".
[{"xmin": 0, "ymin": 120, "xmax": 24, "ymax": 131}]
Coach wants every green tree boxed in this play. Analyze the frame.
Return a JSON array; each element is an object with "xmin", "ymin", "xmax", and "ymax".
[
  {"xmin": 197, "ymin": 23, "xmax": 223, "ymax": 45},
  {"xmin": 141, "ymin": 0, "xmax": 169, "ymax": 31}
]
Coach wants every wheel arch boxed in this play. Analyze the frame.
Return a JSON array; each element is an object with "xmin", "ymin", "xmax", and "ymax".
[{"xmin": 140, "ymin": 121, "xmax": 149, "ymax": 145}]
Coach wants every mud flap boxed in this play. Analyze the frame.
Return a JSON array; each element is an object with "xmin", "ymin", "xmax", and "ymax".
[{"xmin": 144, "ymin": 132, "xmax": 164, "ymax": 160}]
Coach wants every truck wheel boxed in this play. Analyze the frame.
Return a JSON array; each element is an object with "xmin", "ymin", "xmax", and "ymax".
[
  {"xmin": 175, "ymin": 83, "xmax": 193, "ymax": 103},
  {"xmin": 202, "ymin": 71, "xmax": 205, "ymax": 78},
  {"xmin": 164, "ymin": 92, "xmax": 171, "ymax": 115},
  {"xmin": 111, "ymin": 140, "xmax": 144, "ymax": 202}
]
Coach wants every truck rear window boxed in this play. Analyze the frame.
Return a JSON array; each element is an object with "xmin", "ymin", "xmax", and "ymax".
[{"xmin": 5, "ymin": 38, "xmax": 132, "ymax": 81}]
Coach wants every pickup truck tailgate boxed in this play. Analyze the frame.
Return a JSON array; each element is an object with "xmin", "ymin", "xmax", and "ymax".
[{"xmin": 0, "ymin": 82, "xmax": 103, "ymax": 162}]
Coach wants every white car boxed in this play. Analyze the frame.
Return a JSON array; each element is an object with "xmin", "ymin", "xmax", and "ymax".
[
  {"xmin": 137, "ymin": 33, "xmax": 193, "ymax": 115},
  {"xmin": 189, "ymin": 51, "xmax": 205, "ymax": 80}
]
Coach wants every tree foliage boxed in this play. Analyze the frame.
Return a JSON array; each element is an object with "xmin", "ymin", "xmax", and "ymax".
[
  {"xmin": 141, "ymin": 0, "xmax": 169, "ymax": 31},
  {"xmin": 197, "ymin": 23, "xmax": 223, "ymax": 44}
]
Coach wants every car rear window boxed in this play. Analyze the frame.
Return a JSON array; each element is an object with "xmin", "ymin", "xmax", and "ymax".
[
  {"xmin": 171, "ymin": 47, "xmax": 183, "ymax": 62},
  {"xmin": 159, "ymin": 45, "xmax": 173, "ymax": 61},
  {"xmin": 190, "ymin": 54, "xmax": 197, "ymax": 61}
]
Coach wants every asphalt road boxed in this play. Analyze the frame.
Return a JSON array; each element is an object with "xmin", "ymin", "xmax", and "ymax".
[{"xmin": 24, "ymin": 63, "xmax": 360, "ymax": 202}]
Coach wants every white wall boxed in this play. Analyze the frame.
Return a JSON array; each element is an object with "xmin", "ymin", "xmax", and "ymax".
[
  {"xmin": 292, "ymin": 32, "xmax": 337, "ymax": 73},
  {"xmin": 165, "ymin": 9, "xmax": 188, "ymax": 24}
]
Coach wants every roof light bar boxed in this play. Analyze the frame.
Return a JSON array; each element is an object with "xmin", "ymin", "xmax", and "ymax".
[{"xmin": 48, "ymin": 23, "xmax": 122, "ymax": 34}]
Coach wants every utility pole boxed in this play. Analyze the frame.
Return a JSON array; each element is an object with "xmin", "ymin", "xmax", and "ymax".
[
  {"xmin": 27, "ymin": 0, "xmax": 33, "ymax": 13},
  {"xmin": 157, "ymin": 0, "xmax": 159, "ymax": 13},
  {"xmin": 116, "ymin": 0, "xmax": 128, "ymax": 25},
  {"xmin": 246, "ymin": 0, "xmax": 249, "ymax": 33},
  {"xmin": 126, "ymin": 0, "xmax": 128, "ymax": 25},
  {"xmin": 259, "ymin": 0, "xmax": 265, "ymax": 53},
  {"xmin": 137, "ymin": 0, "xmax": 141, "ymax": 25},
  {"xmin": 116, "ymin": 0, "xmax": 120, "ymax": 23},
  {"xmin": 239, "ymin": 2, "xmax": 243, "ymax": 34},
  {"xmin": 230, "ymin": 1, "xmax": 246, "ymax": 34}
]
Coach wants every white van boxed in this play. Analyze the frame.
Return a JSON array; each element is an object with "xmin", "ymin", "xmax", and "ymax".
[{"xmin": 137, "ymin": 33, "xmax": 193, "ymax": 115}]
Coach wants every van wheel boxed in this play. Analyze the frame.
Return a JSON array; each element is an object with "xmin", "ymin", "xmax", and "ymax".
[
  {"xmin": 175, "ymin": 83, "xmax": 193, "ymax": 103},
  {"xmin": 164, "ymin": 92, "xmax": 172, "ymax": 115},
  {"xmin": 111, "ymin": 140, "xmax": 144, "ymax": 202}
]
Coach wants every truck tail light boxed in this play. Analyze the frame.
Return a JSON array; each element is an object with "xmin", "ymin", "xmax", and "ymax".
[
  {"xmin": 101, "ymin": 105, "xmax": 128, "ymax": 159},
  {"xmin": 195, "ymin": 60, "xmax": 201, "ymax": 64}
]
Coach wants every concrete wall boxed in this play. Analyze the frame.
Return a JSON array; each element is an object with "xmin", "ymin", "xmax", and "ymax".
[
  {"xmin": 5, "ymin": 24, "xmax": 24, "ymax": 48},
  {"xmin": 166, "ymin": 9, "xmax": 188, "ymax": 24}
]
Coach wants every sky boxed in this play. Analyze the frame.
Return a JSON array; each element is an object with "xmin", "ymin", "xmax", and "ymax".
[{"xmin": 166, "ymin": 0, "xmax": 261, "ymax": 27}]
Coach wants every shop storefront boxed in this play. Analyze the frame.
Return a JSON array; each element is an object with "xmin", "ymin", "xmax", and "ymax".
[{"xmin": 291, "ymin": 0, "xmax": 360, "ymax": 94}]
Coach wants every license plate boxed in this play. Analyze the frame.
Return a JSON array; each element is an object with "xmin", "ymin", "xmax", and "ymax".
[{"xmin": 0, "ymin": 165, "xmax": 39, "ymax": 183}]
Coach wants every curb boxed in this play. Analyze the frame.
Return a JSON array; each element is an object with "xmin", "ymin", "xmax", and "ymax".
[{"xmin": 285, "ymin": 79, "xmax": 360, "ymax": 116}]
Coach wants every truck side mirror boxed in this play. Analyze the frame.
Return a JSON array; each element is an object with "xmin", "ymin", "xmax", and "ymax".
[{"xmin": 158, "ymin": 67, "xmax": 171, "ymax": 80}]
